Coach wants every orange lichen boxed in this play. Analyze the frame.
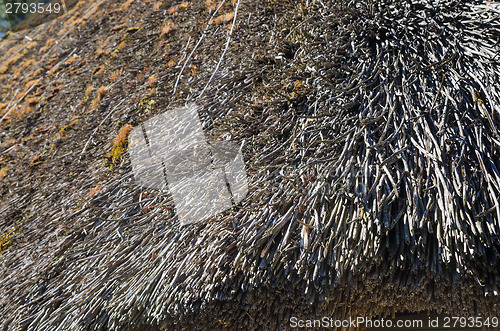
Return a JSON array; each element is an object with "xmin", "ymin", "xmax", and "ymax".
[
  {"xmin": 13, "ymin": 58, "xmax": 35, "ymax": 79},
  {"xmin": 35, "ymin": 127, "xmax": 50, "ymax": 134},
  {"xmin": 0, "ymin": 166, "xmax": 8, "ymax": 179},
  {"xmin": 0, "ymin": 52, "xmax": 23, "ymax": 74},
  {"xmin": 95, "ymin": 47, "xmax": 108, "ymax": 57},
  {"xmin": 143, "ymin": 204, "xmax": 155, "ymax": 213},
  {"xmin": 65, "ymin": 54, "xmax": 80, "ymax": 66},
  {"xmin": 111, "ymin": 41, "xmax": 127, "ymax": 57},
  {"xmin": 27, "ymin": 97, "xmax": 38, "ymax": 105},
  {"xmin": 47, "ymin": 85, "xmax": 62, "ymax": 101},
  {"xmin": 85, "ymin": 85, "xmax": 93, "ymax": 98},
  {"xmin": 148, "ymin": 74, "xmax": 157, "ymax": 84},
  {"xmin": 40, "ymin": 39, "xmax": 56, "ymax": 54},
  {"xmin": 106, "ymin": 124, "xmax": 133, "ymax": 167},
  {"xmin": 134, "ymin": 66, "xmax": 149, "ymax": 83},
  {"xmin": 90, "ymin": 86, "xmax": 108, "ymax": 110},
  {"xmin": 97, "ymin": 86, "xmax": 107, "ymax": 98},
  {"xmin": 25, "ymin": 41, "xmax": 38, "ymax": 50},
  {"xmin": 59, "ymin": 1, "xmax": 95, "ymax": 37},
  {"xmin": 92, "ymin": 65, "xmax": 105, "ymax": 75},
  {"xmin": 47, "ymin": 66, "xmax": 61, "ymax": 76},
  {"xmin": 11, "ymin": 105, "xmax": 33, "ymax": 118},
  {"xmin": 21, "ymin": 135, "xmax": 35, "ymax": 143},
  {"xmin": 111, "ymin": 24, "xmax": 126, "ymax": 31},
  {"xmin": 95, "ymin": 37, "xmax": 112, "ymax": 57},
  {"xmin": 168, "ymin": 2, "xmax": 189, "ymax": 14},
  {"xmin": 31, "ymin": 68, "xmax": 44, "ymax": 77},
  {"xmin": 0, "ymin": 66, "xmax": 8, "ymax": 75},
  {"xmin": 210, "ymin": 12, "xmax": 235, "ymax": 25},
  {"xmin": 2, "ymin": 139, "xmax": 16, "ymax": 148},
  {"xmin": 205, "ymin": 0, "xmax": 217, "ymax": 12},
  {"xmin": 89, "ymin": 184, "xmax": 103, "ymax": 198},
  {"xmin": 25, "ymin": 79, "xmax": 40, "ymax": 90},
  {"xmin": 117, "ymin": 41, "xmax": 127, "ymax": 50},
  {"xmin": 190, "ymin": 64, "xmax": 198, "ymax": 76},
  {"xmin": 161, "ymin": 22, "xmax": 175, "ymax": 36},
  {"xmin": 120, "ymin": 0, "xmax": 135, "ymax": 10},
  {"xmin": 0, "ymin": 102, "xmax": 9, "ymax": 112},
  {"xmin": 167, "ymin": 4, "xmax": 179, "ymax": 14},
  {"xmin": 2, "ymin": 43, "xmax": 22, "ymax": 59},
  {"xmin": 56, "ymin": 118, "xmax": 79, "ymax": 140},
  {"xmin": 29, "ymin": 154, "xmax": 45, "ymax": 167},
  {"xmin": 111, "ymin": 69, "xmax": 121, "ymax": 81}
]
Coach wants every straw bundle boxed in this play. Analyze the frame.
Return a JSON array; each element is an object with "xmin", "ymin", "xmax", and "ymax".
[{"xmin": 0, "ymin": 0, "xmax": 499, "ymax": 329}]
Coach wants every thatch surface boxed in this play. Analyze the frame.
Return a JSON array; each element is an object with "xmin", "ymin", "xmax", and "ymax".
[{"xmin": 1, "ymin": 0, "xmax": 500, "ymax": 329}]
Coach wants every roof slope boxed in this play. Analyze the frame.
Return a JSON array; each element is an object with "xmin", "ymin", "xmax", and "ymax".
[{"xmin": 0, "ymin": 0, "xmax": 499, "ymax": 329}]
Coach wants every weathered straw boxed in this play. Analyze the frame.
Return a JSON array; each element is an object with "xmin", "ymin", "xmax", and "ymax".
[{"xmin": 0, "ymin": 0, "xmax": 499, "ymax": 329}]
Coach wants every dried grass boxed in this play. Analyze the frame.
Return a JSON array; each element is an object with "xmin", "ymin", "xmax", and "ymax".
[{"xmin": 0, "ymin": 0, "xmax": 499, "ymax": 330}]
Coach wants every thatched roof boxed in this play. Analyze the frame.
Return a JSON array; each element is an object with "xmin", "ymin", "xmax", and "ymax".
[{"xmin": 1, "ymin": 0, "xmax": 499, "ymax": 329}]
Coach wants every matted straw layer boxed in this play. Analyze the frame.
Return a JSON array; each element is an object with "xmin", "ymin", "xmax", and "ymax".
[{"xmin": 0, "ymin": 0, "xmax": 499, "ymax": 329}]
